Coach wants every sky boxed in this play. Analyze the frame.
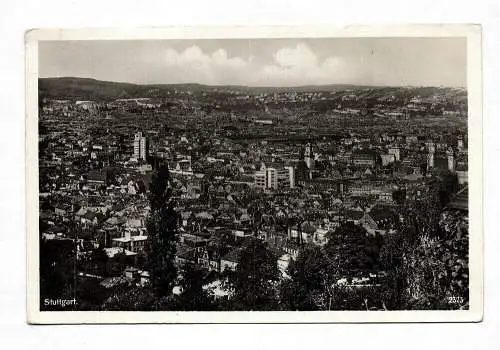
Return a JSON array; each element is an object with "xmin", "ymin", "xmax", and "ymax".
[{"xmin": 39, "ymin": 38, "xmax": 467, "ymax": 87}]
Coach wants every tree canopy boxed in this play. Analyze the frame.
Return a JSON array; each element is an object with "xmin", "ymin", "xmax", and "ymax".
[
  {"xmin": 146, "ymin": 163, "xmax": 178, "ymax": 297},
  {"xmin": 229, "ymin": 239, "xmax": 280, "ymax": 310}
]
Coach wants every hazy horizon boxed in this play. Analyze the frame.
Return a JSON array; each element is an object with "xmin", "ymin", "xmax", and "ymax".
[
  {"xmin": 39, "ymin": 38, "xmax": 467, "ymax": 88},
  {"xmin": 39, "ymin": 75, "xmax": 467, "ymax": 89}
]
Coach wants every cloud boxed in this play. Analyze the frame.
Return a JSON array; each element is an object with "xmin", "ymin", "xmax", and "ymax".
[
  {"xmin": 211, "ymin": 49, "xmax": 248, "ymax": 68},
  {"xmin": 274, "ymin": 43, "xmax": 318, "ymax": 69},
  {"xmin": 162, "ymin": 45, "xmax": 251, "ymax": 84},
  {"xmin": 260, "ymin": 44, "xmax": 349, "ymax": 86},
  {"xmin": 160, "ymin": 43, "xmax": 349, "ymax": 86}
]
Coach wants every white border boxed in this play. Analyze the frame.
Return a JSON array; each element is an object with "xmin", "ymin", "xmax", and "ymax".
[{"xmin": 25, "ymin": 25, "xmax": 483, "ymax": 324}]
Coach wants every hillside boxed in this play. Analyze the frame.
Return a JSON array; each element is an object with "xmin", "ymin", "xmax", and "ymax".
[
  {"xmin": 39, "ymin": 77, "xmax": 145, "ymax": 101},
  {"xmin": 38, "ymin": 77, "xmax": 467, "ymax": 102}
]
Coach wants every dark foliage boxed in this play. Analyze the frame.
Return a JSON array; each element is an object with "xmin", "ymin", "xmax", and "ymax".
[
  {"xmin": 174, "ymin": 265, "xmax": 216, "ymax": 311},
  {"xmin": 39, "ymin": 237, "xmax": 77, "ymax": 310},
  {"xmin": 280, "ymin": 245, "xmax": 331, "ymax": 310},
  {"xmin": 146, "ymin": 163, "xmax": 178, "ymax": 298},
  {"xmin": 228, "ymin": 239, "xmax": 280, "ymax": 310},
  {"xmin": 324, "ymin": 223, "xmax": 378, "ymax": 276}
]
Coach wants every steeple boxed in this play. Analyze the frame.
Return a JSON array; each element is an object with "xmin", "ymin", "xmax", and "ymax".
[
  {"xmin": 426, "ymin": 142, "xmax": 435, "ymax": 170},
  {"xmin": 304, "ymin": 143, "xmax": 315, "ymax": 170},
  {"xmin": 457, "ymin": 135, "xmax": 464, "ymax": 152},
  {"xmin": 447, "ymin": 147, "xmax": 455, "ymax": 172}
]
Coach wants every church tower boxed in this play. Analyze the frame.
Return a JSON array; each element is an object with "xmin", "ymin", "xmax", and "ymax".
[
  {"xmin": 457, "ymin": 135, "xmax": 464, "ymax": 152},
  {"xmin": 447, "ymin": 147, "xmax": 455, "ymax": 172},
  {"xmin": 426, "ymin": 142, "xmax": 435, "ymax": 170},
  {"xmin": 304, "ymin": 143, "xmax": 315, "ymax": 170}
]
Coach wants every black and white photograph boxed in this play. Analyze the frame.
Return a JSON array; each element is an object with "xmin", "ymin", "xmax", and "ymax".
[{"xmin": 25, "ymin": 26, "xmax": 483, "ymax": 323}]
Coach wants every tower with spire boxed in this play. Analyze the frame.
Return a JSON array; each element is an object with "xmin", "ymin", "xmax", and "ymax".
[
  {"xmin": 304, "ymin": 143, "xmax": 315, "ymax": 170},
  {"xmin": 457, "ymin": 135, "xmax": 465, "ymax": 153},
  {"xmin": 447, "ymin": 147, "xmax": 455, "ymax": 172},
  {"xmin": 426, "ymin": 142, "xmax": 435, "ymax": 171}
]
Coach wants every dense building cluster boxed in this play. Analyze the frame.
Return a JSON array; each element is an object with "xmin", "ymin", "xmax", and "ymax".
[{"xmin": 38, "ymin": 79, "xmax": 469, "ymax": 309}]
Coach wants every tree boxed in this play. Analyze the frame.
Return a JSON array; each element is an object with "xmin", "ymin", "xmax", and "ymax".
[
  {"xmin": 396, "ymin": 180, "xmax": 442, "ymax": 242},
  {"xmin": 392, "ymin": 188, "xmax": 406, "ymax": 205},
  {"xmin": 229, "ymin": 239, "xmax": 280, "ymax": 310},
  {"xmin": 375, "ymin": 204, "xmax": 469, "ymax": 311},
  {"xmin": 377, "ymin": 232, "xmax": 410, "ymax": 310},
  {"xmin": 76, "ymin": 278, "xmax": 108, "ymax": 311},
  {"xmin": 439, "ymin": 172, "xmax": 459, "ymax": 207},
  {"xmin": 146, "ymin": 163, "xmax": 178, "ymax": 298},
  {"xmin": 175, "ymin": 264, "xmax": 215, "ymax": 311},
  {"xmin": 102, "ymin": 286, "xmax": 157, "ymax": 311},
  {"xmin": 108, "ymin": 250, "xmax": 128, "ymax": 277},
  {"xmin": 324, "ymin": 223, "xmax": 376, "ymax": 278},
  {"xmin": 39, "ymin": 237, "xmax": 76, "ymax": 310},
  {"xmin": 403, "ymin": 235, "xmax": 452, "ymax": 309},
  {"xmin": 313, "ymin": 223, "xmax": 387, "ymax": 310},
  {"xmin": 78, "ymin": 247, "xmax": 109, "ymax": 277},
  {"xmin": 280, "ymin": 245, "xmax": 332, "ymax": 310},
  {"xmin": 403, "ymin": 213, "xmax": 469, "ymax": 310}
]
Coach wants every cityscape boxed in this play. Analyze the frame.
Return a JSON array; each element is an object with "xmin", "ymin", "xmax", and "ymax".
[{"xmin": 37, "ymin": 39, "xmax": 469, "ymax": 311}]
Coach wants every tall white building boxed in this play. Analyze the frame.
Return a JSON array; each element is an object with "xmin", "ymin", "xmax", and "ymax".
[
  {"xmin": 254, "ymin": 164, "xmax": 295, "ymax": 190},
  {"xmin": 254, "ymin": 171, "xmax": 267, "ymax": 189},
  {"xmin": 266, "ymin": 168, "xmax": 279, "ymax": 189},
  {"xmin": 140, "ymin": 136, "xmax": 147, "ymax": 160},
  {"xmin": 134, "ymin": 132, "xmax": 148, "ymax": 161}
]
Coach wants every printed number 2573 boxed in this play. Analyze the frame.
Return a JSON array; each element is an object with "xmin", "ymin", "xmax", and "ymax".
[{"xmin": 448, "ymin": 296, "xmax": 464, "ymax": 304}]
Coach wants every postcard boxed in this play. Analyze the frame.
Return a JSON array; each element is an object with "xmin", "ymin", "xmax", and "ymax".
[{"xmin": 25, "ymin": 25, "xmax": 483, "ymax": 323}]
